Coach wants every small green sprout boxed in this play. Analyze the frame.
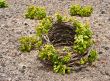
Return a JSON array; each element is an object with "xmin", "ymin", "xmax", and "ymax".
[
  {"xmin": 88, "ymin": 50, "xmax": 98, "ymax": 63},
  {"xmin": 53, "ymin": 64, "xmax": 70, "ymax": 74},
  {"xmin": 62, "ymin": 52, "xmax": 71, "ymax": 63},
  {"xmin": 0, "ymin": 0, "xmax": 8, "ymax": 8},
  {"xmin": 25, "ymin": 5, "xmax": 46, "ymax": 19},
  {"xmin": 80, "ymin": 58, "xmax": 87, "ymax": 65},
  {"xmin": 35, "ymin": 40, "xmax": 43, "ymax": 48},
  {"xmin": 55, "ymin": 13, "xmax": 63, "ymax": 23},
  {"xmin": 79, "ymin": 50, "xmax": 98, "ymax": 65}
]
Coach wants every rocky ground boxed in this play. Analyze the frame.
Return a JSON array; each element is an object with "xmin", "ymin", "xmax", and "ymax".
[{"xmin": 0, "ymin": 0, "xmax": 110, "ymax": 81}]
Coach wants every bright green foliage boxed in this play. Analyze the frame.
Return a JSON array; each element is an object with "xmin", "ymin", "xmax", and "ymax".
[
  {"xmin": 80, "ymin": 50, "xmax": 98, "ymax": 64},
  {"xmin": 69, "ymin": 4, "xmax": 81, "ymax": 16},
  {"xmin": 88, "ymin": 50, "xmax": 98, "ymax": 63},
  {"xmin": 35, "ymin": 40, "xmax": 43, "ymax": 48},
  {"xmin": 73, "ymin": 20, "xmax": 93, "ymax": 54},
  {"xmin": 53, "ymin": 64, "xmax": 70, "ymax": 74},
  {"xmin": 25, "ymin": 5, "xmax": 46, "ymax": 19},
  {"xmin": 19, "ymin": 8, "xmax": 96, "ymax": 74},
  {"xmin": 80, "ymin": 58, "xmax": 87, "ymax": 65},
  {"xmin": 36, "ymin": 17, "xmax": 52, "ymax": 36},
  {"xmin": 79, "ymin": 6, "xmax": 93, "ymax": 17},
  {"xmin": 55, "ymin": 13, "xmax": 63, "ymax": 23},
  {"xmin": 62, "ymin": 52, "xmax": 71, "ymax": 63},
  {"xmin": 55, "ymin": 13, "xmax": 71, "ymax": 23},
  {"xmin": 39, "ymin": 44, "xmax": 71, "ymax": 74},
  {"xmin": 0, "ymin": 0, "xmax": 8, "ymax": 8},
  {"xmin": 63, "ymin": 46, "xmax": 70, "ymax": 52},
  {"xmin": 38, "ymin": 44, "xmax": 57, "ymax": 60},
  {"xmin": 53, "ymin": 58, "xmax": 71, "ymax": 74},
  {"xmin": 69, "ymin": 4, "xmax": 93, "ymax": 17},
  {"xmin": 19, "ymin": 36, "xmax": 37, "ymax": 52}
]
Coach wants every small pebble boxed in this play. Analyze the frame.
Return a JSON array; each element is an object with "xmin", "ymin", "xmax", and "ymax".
[
  {"xmin": 99, "ymin": 51, "xmax": 103, "ymax": 54},
  {"xmin": 101, "ymin": 11, "xmax": 105, "ymax": 14},
  {"xmin": 20, "ymin": 69, "xmax": 25, "ymax": 73},
  {"xmin": 108, "ymin": 18, "xmax": 110, "ymax": 21},
  {"xmin": 0, "ymin": 55, "xmax": 3, "ymax": 58},
  {"xmin": 22, "ymin": 66, "xmax": 26, "ymax": 69},
  {"xmin": 104, "ymin": 47, "xmax": 109, "ymax": 50},
  {"xmin": 24, "ymin": 22, "xmax": 28, "ymax": 26},
  {"xmin": 1, "ymin": 63, "xmax": 6, "ymax": 67},
  {"xmin": 101, "ymin": 46, "xmax": 109, "ymax": 50}
]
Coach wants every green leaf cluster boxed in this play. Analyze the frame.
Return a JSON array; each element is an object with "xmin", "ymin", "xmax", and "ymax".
[
  {"xmin": 39, "ymin": 44, "xmax": 71, "ymax": 74},
  {"xmin": 53, "ymin": 63, "xmax": 70, "ymax": 74},
  {"xmin": 55, "ymin": 13, "xmax": 64, "ymax": 23},
  {"xmin": 35, "ymin": 40, "xmax": 43, "ymax": 48},
  {"xmin": 80, "ymin": 50, "xmax": 98, "ymax": 64},
  {"xmin": 88, "ymin": 50, "xmax": 98, "ymax": 63},
  {"xmin": 73, "ymin": 20, "xmax": 93, "ymax": 54},
  {"xmin": 0, "ymin": 0, "xmax": 8, "ymax": 8},
  {"xmin": 55, "ymin": 13, "xmax": 70, "ymax": 23},
  {"xmin": 39, "ymin": 44, "xmax": 57, "ymax": 60},
  {"xmin": 80, "ymin": 58, "xmax": 87, "ymax": 65},
  {"xmin": 69, "ymin": 4, "xmax": 81, "ymax": 16},
  {"xmin": 19, "ymin": 36, "xmax": 37, "ymax": 52},
  {"xmin": 69, "ymin": 5, "xmax": 93, "ymax": 17},
  {"xmin": 36, "ymin": 17, "xmax": 52, "ymax": 36},
  {"xmin": 79, "ymin": 6, "xmax": 93, "ymax": 17},
  {"xmin": 25, "ymin": 5, "xmax": 46, "ymax": 19}
]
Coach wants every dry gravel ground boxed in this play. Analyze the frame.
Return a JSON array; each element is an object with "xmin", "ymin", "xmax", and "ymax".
[{"xmin": 0, "ymin": 0, "xmax": 110, "ymax": 81}]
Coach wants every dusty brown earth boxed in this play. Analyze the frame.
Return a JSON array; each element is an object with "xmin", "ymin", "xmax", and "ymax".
[{"xmin": 0, "ymin": 0, "xmax": 110, "ymax": 81}]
